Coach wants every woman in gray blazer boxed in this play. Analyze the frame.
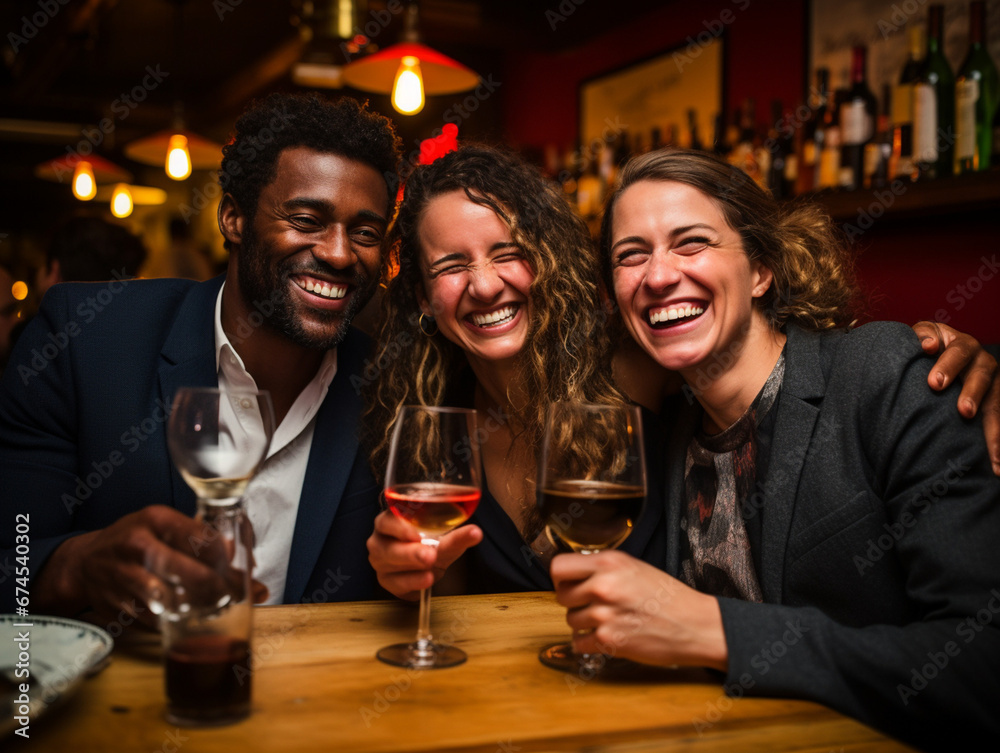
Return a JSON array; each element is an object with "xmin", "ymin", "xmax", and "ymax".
[{"xmin": 550, "ymin": 148, "xmax": 999, "ymax": 751}]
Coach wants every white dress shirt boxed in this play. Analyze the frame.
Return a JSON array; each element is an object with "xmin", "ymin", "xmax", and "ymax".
[{"xmin": 213, "ymin": 284, "xmax": 337, "ymax": 604}]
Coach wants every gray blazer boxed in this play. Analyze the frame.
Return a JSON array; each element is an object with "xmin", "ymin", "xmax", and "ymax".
[{"xmin": 661, "ymin": 323, "xmax": 1000, "ymax": 751}]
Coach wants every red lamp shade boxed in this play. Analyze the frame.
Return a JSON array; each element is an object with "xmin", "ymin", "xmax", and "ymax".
[
  {"xmin": 34, "ymin": 154, "xmax": 133, "ymax": 184},
  {"xmin": 342, "ymin": 42, "xmax": 479, "ymax": 95}
]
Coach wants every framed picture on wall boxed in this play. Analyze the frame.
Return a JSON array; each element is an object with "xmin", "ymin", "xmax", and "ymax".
[
  {"xmin": 578, "ymin": 36, "xmax": 725, "ymax": 160},
  {"xmin": 809, "ymin": 0, "xmax": 1000, "ymax": 105}
]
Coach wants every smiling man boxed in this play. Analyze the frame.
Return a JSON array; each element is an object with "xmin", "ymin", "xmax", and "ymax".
[{"xmin": 0, "ymin": 94, "xmax": 401, "ymax": 627}]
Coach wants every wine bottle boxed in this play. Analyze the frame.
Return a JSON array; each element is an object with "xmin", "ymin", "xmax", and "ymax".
[
  {"xmin": 576, "ymin": 155, "xmax": 604, "ymax": 219},
  {"xmin": 614, "ymin": 129, "xmax": 632, "ymax": 168},
  {"xmin": 818, "ymin": 126, "xmax": 842, "ymax": 189},
  {"xmin": 892, "ymin": 24, "xmax": 924, "ymax": 180},
  {"xmin": 766, "ymin": 99, "xmax": 792, "ymax": 199},
  {"xmin": 796, "ymin": 67, "xmax": 831, "ymax": 194},
  {"xmin": 689, "ymin": 109, "xmax": 705, "ymax": 152},
  {"xmin": 712, "ymin": 112, "xmax": 728, "ymax": 155},
  {"xmin": 650, "ymin": 126, "xmax": 663, "ymax": 152},
  {"xmin": 993, "ymin": 100, "xmax": 1000, "ymax": 165},
  {"xmin": 559, "ymin": 147, "xmax": 579, "ymax": 207},
  {"xmin": 730, "ymin": 98, "xmax": 763, "ymax": 186},
  {"xmin": 865, "ymin": 84, "xmax": 893, "ymax": 188},
  {"xmin": 667, "ymin": 122, "xmax": 681, "ymax": 149},
  {"xmin": 632, "ymin": 131, "xmax": 645, "ymax": 155},
  {"xmin": 839, "ymin": 45, "xmax": 878, "ymax": 190},
  {"xmin": 914, "ymin": 4, "xmax": 956, "ymax": 178},
  {"xmin": 955, "ymin": 0, "xmax": 999, "ymax": 172}
]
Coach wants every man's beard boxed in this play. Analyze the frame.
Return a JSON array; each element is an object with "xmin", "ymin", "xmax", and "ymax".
[{"xmin": 236, "ymin": 225, "xmax": 377, "ymax": 351}]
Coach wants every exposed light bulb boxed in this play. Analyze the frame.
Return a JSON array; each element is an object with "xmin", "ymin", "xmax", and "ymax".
[
  {"xmin": 166, "ymin": 133, "xmax": 192, "ymax": 180},
  {"xmin": 336, "ymin": 0, "xmax": 354, "ymax": 38},
  {"xmin": 72, "ymin": 161, "xmax": 97, "ymax": 200},
  {"xmin": 392, "ymin": 56, "xmax": 424, "ymax": 115},
  {"xmin": 11, "ymin": 281, "xmax": 28, "ymax": 301},
  {"xmin": 110, "ymin": 183, "xmax": 133, "ymax": 218}
]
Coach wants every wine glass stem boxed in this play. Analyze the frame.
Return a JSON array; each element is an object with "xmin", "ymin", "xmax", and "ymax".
[
  {"xmin": 577, "ymin": 549, "xmax": 601, "ymax": 672},
  {"xmin": 414, "ymin": 538, "xmax": 440, "ymax": 651},
  {"xmin": 416, "ymin": 584, "xmax": 433, "ymax": 649},
  {"xmin": 579, "ymin": 652, "xmax": 602, "ymax": 673}
]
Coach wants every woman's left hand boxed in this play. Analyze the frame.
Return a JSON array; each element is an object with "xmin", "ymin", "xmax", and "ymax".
[
  {"xmin": 913, "ymin": 321, "xmax": 1000, "ymax": 475},
  {"xmin": 550, "ymin": 550, "xmax": 729, "ymax": 672}
]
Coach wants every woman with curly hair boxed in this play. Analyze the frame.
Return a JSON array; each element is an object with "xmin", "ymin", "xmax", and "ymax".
[
  {"xmin": 549, "ymin": 148, "xmax": 999, "ymax": 750},
  {"xmin": 364, "ymin": 145, "xmax": 666, "ymax": 596}
]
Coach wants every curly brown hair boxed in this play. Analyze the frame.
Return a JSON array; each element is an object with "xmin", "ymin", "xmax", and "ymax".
[
  {"xmin": 599, "ymin": 148, "xmax": 861, "ymax": 331},
  {"xmin": 365, "ymin": 145, "xmax": 626, "ymax": 480}
]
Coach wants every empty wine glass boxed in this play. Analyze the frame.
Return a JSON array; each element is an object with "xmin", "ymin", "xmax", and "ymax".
[
  {"xmin": 376, "ymin": 406, "xmax": 482, "ymax": 669},
  {"xmin": 162, "ymin": 387, "xmax": 274, "ymax": 726},
  {"xmin": 536, "ymin": 401, "xmax": 646, "ymax": 675}
]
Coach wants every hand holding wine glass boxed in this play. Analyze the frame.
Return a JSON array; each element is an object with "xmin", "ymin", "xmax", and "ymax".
[
  {"xmin": 536, "ymin": 401, "xmax": 646, "ymax": 675},
  {"xmin": 376, "ymin": 406, "xmax": 482, "ymax": 669}
]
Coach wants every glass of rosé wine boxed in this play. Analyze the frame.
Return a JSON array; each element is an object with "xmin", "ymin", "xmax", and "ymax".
[{"xmin": 375, "ymin": 405, "xmax": 482, "ymax": 669}]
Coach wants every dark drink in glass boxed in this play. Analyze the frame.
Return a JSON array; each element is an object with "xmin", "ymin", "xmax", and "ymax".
[{"xmin": 165, "ymin": 634, "xmax": 251, "ymax": 726}]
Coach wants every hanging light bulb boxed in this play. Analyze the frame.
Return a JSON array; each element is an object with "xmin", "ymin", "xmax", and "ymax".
[
  {"xmin": 166, "ymin": 133, "xmax": 192, "ymax": 180},
  {"xmin": 392, "ymin": 56, "xmax": 424, "ymax": 115},
  {"xmin": 110, "ymin": 183, "xmax": 134, "ymax": 218},
  {"xmin": 72, "ymin": 160, "xmax": 97, "ymax": 201}
]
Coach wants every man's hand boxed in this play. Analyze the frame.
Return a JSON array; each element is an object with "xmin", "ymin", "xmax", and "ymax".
[
  {"xmin": 33, "ymin": 505, "xmax": 269, "ymax": 630},
  {"xmin": 551, "ymin": 550, "xmax": 729, "ymax": 672},
  {"xmin": 913, "ymin": 321, "xmax": 1000, "ymax": 475},
  {"xmin": 366, "ymin": 510, "xmax": 483, "ymax": 600}
]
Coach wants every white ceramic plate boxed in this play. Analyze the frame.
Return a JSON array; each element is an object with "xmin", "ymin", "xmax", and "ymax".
[{"xmin": 0, "ymin": 614, "xmax": 114, "ymax": 736}]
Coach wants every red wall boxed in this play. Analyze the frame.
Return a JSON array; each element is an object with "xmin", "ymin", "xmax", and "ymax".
[
  {"xmin": 502, "ymin": 0, "xmax": 805, "ymax": 152},
  {"xmin": 502, "ymin": 0, "xmax": 1000, "ymax": 344},
  {"xmin": 853, "ymin": 215, "xmax": 1000, "ymax": 342}
]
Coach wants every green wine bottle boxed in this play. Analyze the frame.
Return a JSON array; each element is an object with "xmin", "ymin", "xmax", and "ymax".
[
  {"xmin": 914, "ymin": 4, "xmax": 956, "ymax": 179},
  {"xmin": 956, "ymin": 1, "xmax": 999, "ymax": 172}
]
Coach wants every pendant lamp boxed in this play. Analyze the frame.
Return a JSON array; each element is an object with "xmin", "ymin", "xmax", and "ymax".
[{"xmin": 342, "ymin": 1, "xmax": 479, "ymax": 115}]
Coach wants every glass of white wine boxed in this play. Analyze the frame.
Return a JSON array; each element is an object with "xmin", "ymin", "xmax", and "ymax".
[
  {"xmin": 536, "ymin": 401, "xmax": 646, "ymax": 675},
  {"xmin": 162, "ymin": 387, "xmax": 274, "ymax": 726}
]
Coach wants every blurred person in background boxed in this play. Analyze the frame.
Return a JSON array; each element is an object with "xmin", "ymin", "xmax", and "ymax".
[
  {"xmin": 36, "ymin": 215, "xmax": 148, "ymax": 298},
  {"xmin": 140, "ymin": 217, "xmax": 217, "ymax": 281}
]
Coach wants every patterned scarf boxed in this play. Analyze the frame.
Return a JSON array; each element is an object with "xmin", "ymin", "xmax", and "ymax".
[{"xmin": 680, "ymin": 352, "xmax": 785, "ymax": 601}]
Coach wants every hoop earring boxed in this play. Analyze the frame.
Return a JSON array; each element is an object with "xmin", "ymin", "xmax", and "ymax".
[{"xmin": 418, "ymin": 313, "xmax": 438, "ymax": 336}]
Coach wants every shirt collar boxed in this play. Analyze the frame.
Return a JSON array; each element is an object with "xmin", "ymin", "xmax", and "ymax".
[{"xmin": 213, "ymin": 281, "xmax": 338, "ymax": 394}]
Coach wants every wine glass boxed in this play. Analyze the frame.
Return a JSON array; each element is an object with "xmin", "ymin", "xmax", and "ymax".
[
  {"xmin": 376, "ymin": 406, "xmax": 482, "ymax": 669},
  {"xmin": 536, "ymin": 401, "xmax": 646, "ymax": 675},
  {"xmin": 162, "ymin": 387, "xmax": 275, "ymax": 726}
]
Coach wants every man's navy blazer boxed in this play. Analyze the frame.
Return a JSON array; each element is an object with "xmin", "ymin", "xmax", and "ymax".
[{"xmin": 0, "ymin": 276, "xmax": 381, "ymax": 610}]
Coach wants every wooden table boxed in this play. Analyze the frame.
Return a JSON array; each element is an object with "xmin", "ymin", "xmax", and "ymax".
[{"xmin": 22, "ymin": 592, "xmax": 915, "ymax": 752}]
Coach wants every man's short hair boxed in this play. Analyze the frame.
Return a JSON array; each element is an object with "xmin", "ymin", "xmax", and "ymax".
[{"xmin": 219, "ymin": 93, "xmax": 402, "ymax": 229}]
